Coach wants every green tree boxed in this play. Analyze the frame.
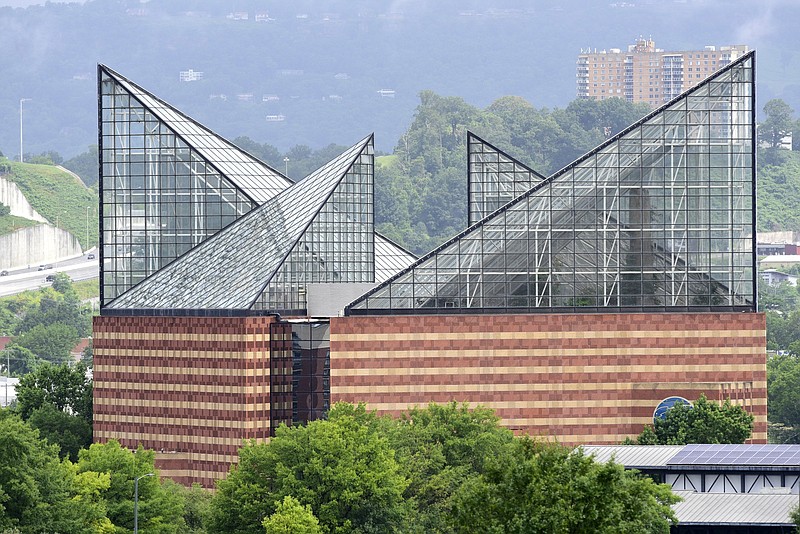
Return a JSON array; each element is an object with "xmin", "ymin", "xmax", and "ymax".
[
  {"xmin": 63, "ymin": 145, "xmax": 100, "ymax": 187},
  {"xmin": 77, "ymin": 441, "xmax": 186, "ymax": 533},
  {"xmin": 0, "ymin": 203, "xmax": 10, "ymax": 216},
  {"xmin": 16, "ymin": 287, "xmax": 91, "ymax": 339},
  {"xmin": 759, "ymin": 281, "xmax": 800, "ymax": 315},
  {"xmin": 15, "ymin": 361, "xmax": 92, "ymax": 422},
  {"xmin": 263, "ymin": 496, "xmax": 322, "ymax": 534},
  {"xmin": 451, "ymin": 439, "xmax": 679, "ymax": 534},
  {"xmin": 759, "ymin": 99, "xmax": 795, "ymax": 148},
  {"xmin": 767, "ymin": 353, "xmax": 800, "ymax": 443},
  {"xmin": 635, "ymin": 394, "xmax": 754, "ymax": 444},
  {"xmin": 14, "ymin": 322, "xmax": 79, "ymax": 363},
  {"xmin": 1, "ymin": 344, "xmax": 39, "ymax": 376},
  {"xmin": 209, "ymin": 403, "xmax": 408, "ymax": 534},
  {"xmin": 164, "ymin": 480, "xmax": 211, "ymax": 534},
  {"xmin": 27, "ymin": 403, "xmax": 92, "ymax": 461},
  {"xmin": 26, "ymin": 151, "xmax": 63, "ymax": 165},
  {"xmin": 0, "ymin": 412, "xmax": 111, "ymax": 533},
  {"xmin": 385, "ymin": 402, "xmax": 515, "ymax": 533},
  {"xmin": 14, "ymin": 362, "xmax": 92, "ymax": 459}
]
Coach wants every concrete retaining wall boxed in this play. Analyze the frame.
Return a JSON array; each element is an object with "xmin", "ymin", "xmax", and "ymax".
[
  {"xmin": 0, "ymin": 176, "xmax": 47, "ymax": 222},
  {"xmin": 0, "ymin": 225, "xmax": 82, "ymax": 269}
]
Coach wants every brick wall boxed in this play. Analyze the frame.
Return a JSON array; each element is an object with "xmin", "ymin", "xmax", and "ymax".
[
  {"xmin": 330, "ymin": 312, "xmax": 767, "ymax": 444},
  {"xmin": 93, "ymin": 315, "xmax": 275, "ymax": 487}
]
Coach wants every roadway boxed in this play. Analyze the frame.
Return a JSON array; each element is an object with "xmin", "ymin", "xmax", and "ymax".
[{"xmin": 0, "ymin": 253, "xmax": 99, "ymax": 297}]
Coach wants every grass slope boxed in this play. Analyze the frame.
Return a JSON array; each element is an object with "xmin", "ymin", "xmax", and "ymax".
[
  {"xmin": 0, "ymin": 214, "xmax": 41, "ymax": 235},
  {"xmin": 1, "ymin": 158, "xmax": 98, "ymax": 249}
]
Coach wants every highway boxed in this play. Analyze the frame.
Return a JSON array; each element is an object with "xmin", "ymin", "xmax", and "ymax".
[{"xmin": 0, "ymin": 253, "xmax": 99, "ymax": 297}]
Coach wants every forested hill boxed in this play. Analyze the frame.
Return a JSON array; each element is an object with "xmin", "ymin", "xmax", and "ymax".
[
  {"xmin": 758, "ymin": 150, "xmax": 800, "ymax": 233},
  {"xmin": 2, "ymin": 0, "xmax": 800, "ymax": 159}
]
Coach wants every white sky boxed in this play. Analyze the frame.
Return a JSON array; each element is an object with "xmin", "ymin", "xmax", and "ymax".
[{"xmin": 0, "ymin": 0, "xmax": 84, "ymax": 6}]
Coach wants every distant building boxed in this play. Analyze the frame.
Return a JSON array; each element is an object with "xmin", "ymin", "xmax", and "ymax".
[
  {"xmin": 760, "ymin": 269, "xmax": 797, "ymax": 287},
  {"xmin": 760, "ymin": 255, "xmax": 800, "ymax": 271},
  {"xmin": 577, "ymin": 37, "xmax": 748, "ymax": 107},
  {"xmin": 179, "ymin": 70, "xmax": 204, "ymax": 82},
  {"xmin": 757, "ymin": 242, "xmax": 799, "ymax": 256}
]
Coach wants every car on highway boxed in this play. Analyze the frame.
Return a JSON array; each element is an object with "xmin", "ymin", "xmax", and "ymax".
[
  {"xmin": 0, "ymin": 270, "xmax": 8, "ymax": 276},
  {"xmin": 45, "ymin": 274, "xmax": 56, "ymax": 282},
  {"xmin": 87, "ymin": 253, "xmax": 96, "ymax": 260},
  {"xmin": 38, "ymin": 264, "xmax": 53, "ymax": 271}
]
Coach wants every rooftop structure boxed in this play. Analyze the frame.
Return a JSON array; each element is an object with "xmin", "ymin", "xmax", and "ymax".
[{"xmin": 350, "ymin": 53, "xmax": 756, "ymax": 314}]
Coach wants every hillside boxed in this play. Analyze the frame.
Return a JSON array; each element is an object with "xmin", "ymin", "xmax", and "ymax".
[
  {"xmin": 0, "ymin": 158, "xmax": 98, "ymax": 249},
  {"xmin": 757, "ymin": 150, "xmax": 800, "ymax": 233}
]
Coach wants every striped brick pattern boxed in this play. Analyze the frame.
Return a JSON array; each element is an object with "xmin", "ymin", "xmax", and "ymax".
[
  {"xmin": 330, "ymin": 313, "xmax": 767, "ymax": 444},
  {"xmin": 93, "ymin": 315, "xmax": 275, "ymax": 487}
]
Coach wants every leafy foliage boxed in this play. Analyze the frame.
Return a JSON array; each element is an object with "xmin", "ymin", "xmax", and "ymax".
[
  {"xmin": 0, "ymin": 412, "xmax": 111, "ymax": 533},
  {"xmin": 212, "ymin": 403, "xmax": 678, "ymax": 534},
  {"xmin": 15, "ymin": 362, "xmax": 92, "ymax": 422},
  {"xmin": 209, "ymin": 403, "xmax": 408, "ymax": 534},
  {"xmin": 0, "ymin": 278, "xmax": 91, "ymax": 368},
  {"xmin": 767, "ymin": 353, "xmax": 800, "ymax": 443},
  {"xmin": 757, "ymin": 150, "xmax": 800, "ymax": 232},
  {"xmin": 77, "ymin": 441, "xmax": 186, "ymax": 533},
  {"xmin": 263, "ymin": 496, "xmax": 322, "ymax": 534},
  {"xmin": 633, "ymin": 394, "xmax": 754, "ymax": 445},
  {"xmin": 451, "ymin": 439, "xmax": 679, "ymax": 534},
  {"xmin": 384, "ymin": 402, "xmax": 515, "ymax": 533},
  {"xmin": 62, "ymin": 145, "xmax": 99, "ymax": 188},
  {"xmin": 759, "ymin": 99, "xmax": 794, "ymax": 149},
  {"xmin": 14, "ymin": 362, "xmax": 93, "ymax": 460},
  {"xmin": 27, "ymin": 403, "xmax": 92, "ymax": 462}
]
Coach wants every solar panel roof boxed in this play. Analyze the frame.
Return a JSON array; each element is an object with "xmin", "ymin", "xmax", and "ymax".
[{"xmin": 668, "ymin": 444, "xmax": 800, "ymax": 467}]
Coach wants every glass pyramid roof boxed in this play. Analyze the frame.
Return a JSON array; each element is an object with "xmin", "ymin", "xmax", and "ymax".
[
  {"xmin": 347, "ymin": 52, "xmax": 756, "ymax": 315},
  {"xmin": 100, "ymin": 65, "xmax": 291, "ymax": 202},
  {"xmin": 106, "ymin": 136, "xmax": 374, "ymax": 311},
  {"xmin": 100, "ymin": 66, "xmax": 416, "ymax": 310},
  {"xmin": 468, "ymin": 132, "xmax": 546, "ymax": 225}
]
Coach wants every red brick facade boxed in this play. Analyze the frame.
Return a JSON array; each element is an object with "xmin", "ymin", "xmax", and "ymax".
[
  {"xmin": 329, "ymin": 312, "xmax": 767, "ymax": 444},
  {"xmin": 93, "ymin": 315, "xmax": 276, "ymax": 487},
  {"xmin": 93, "ymin": 311, "xmax": 766, "ymax": 487}
]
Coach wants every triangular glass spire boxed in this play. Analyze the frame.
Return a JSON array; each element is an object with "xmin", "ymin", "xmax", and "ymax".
[
  {"xmin": 99, "ymin": 65, "xmax": 290, "ymax": 305},
  {"xmin": 100, "ymin": 65, "xmax": 290, "ymax": 201},
  {"xmin": 467, "ymin": 132, "xmax": 545, "ymax": 225},
  {"xmin": 347, "ymin": 52, "xmax": 755, "ymax": 314},
  {"xmin": 106, "ymin": 136, "xmax": 374, "ymax": 312}
]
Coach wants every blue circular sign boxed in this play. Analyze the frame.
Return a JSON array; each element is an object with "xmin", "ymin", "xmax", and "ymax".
[{"xmin": 653, "ymin": 396, "xmax": 692, "ymax": 424}]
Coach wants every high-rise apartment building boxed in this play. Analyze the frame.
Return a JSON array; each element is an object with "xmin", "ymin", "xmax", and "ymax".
[{"xmin": 577, "ymin": 37, "xmax": 748, "ymax": 107}]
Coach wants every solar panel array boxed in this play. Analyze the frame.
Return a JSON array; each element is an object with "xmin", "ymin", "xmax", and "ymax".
[{"xmin": 668, "ymin": 444, "xmax": 800, "ymax": 466}]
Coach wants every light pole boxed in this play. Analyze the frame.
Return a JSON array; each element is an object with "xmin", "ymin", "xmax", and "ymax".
[
  {"xmin": 19, "ymin": 98, "xmax": 31, "ymax": 163},
  {"xmin": 5, "ymin": 349, "xmax": 9, "ymax": 407},
  {"xmin": 134, "ymin": 472, "xmax": 155, "ymax": 533},
  {"xmin": 85, "ymin": 206, "xmax": 90, "ymax": 252},
  {"xmin": 283, "ymin": 156, "xmax": 289, "ymax": 176}
]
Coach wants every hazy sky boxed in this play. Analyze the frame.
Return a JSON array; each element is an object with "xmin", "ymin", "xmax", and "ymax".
[{"xmin": 0, "ymin": 0, "xmax": 83, "ymax": 6}]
